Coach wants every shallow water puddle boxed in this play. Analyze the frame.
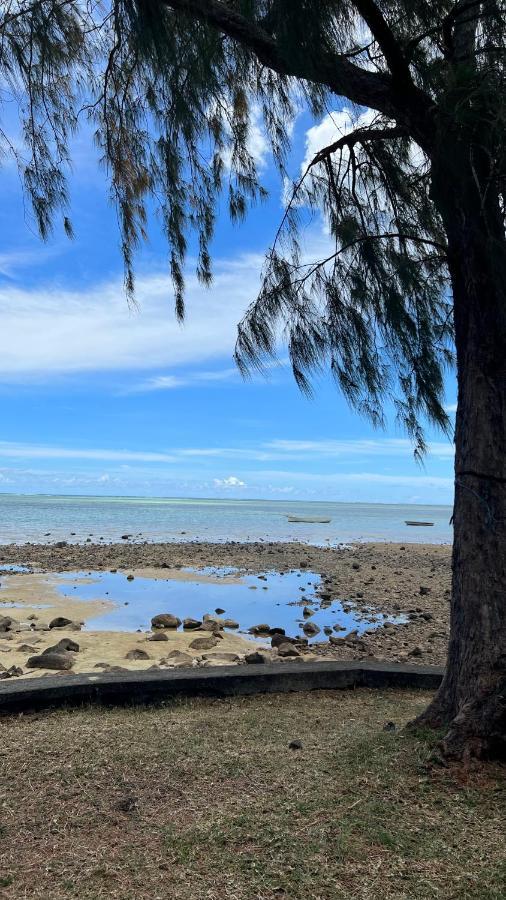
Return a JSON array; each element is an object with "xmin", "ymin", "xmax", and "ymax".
[{"xmin": 54, "ymin": 568, "xmax": 405, "ymax": 642}]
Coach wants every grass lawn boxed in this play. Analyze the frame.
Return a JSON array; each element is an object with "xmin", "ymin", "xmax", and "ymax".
[{"xmin": 0, "ymin": 688, "xmax": 504, "ymax": 899}]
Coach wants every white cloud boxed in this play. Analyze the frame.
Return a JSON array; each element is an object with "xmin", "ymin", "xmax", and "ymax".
[
  {"xmin": 265, "ymin": 438, "xmax": 455, "ymax": 459},
  {"xmin": 129, "ymin": 367, "xmax": 239, "ymax": 393},
  {"xmin": 0, "ymin": 253, "xmax": 264, "ymax": 380},
  {"xmin": 246, "ymin": 468, "xmax": 454, "ymax": 492},
  {"xmin": 0, "ymin": 437, "xmax": 454, "ymax": 465},
  {"xmin": 302, "ymin": 108, "xmax": 376, "ymax": 174},
  {"xmin": 0, "ymin": 442, "xmax": 178, "ymax": 463},
  {"xmin": 213, "ymin": 475, "xmax": 246, "ymax": 488},
  {"xmin": 444, "ymin": 402, "xmax": 457, "ymax": 413}
]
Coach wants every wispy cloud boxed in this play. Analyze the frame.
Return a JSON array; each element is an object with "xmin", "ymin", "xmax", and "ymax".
[
  {"xmin": 0, "ymin": 436, "xmax": 454, "ymax": 465},
  {"xmin": 0, "ymin": 442, "xmax": 178, "ymax": 463},
  {"xmin": 128, "ymin": 367, "xmax": 240, "ymax": 393},
  {"xmin": 264, "ymin": 438, "xmax": 455, "ymax": 459},
  {"xmin": 0, "ymin": 253, "xmax": 265, "ymax": 381}
]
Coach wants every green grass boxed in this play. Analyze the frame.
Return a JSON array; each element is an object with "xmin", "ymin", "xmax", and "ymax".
[{"xmin": 0, "ymin": 689, "xmax": 504, "ymax": 899}]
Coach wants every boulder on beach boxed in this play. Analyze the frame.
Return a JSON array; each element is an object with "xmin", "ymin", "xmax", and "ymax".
[
  {"xmin": 164, "ymin": 649, "xmax": 191, "ymax": 660},
  {"xmin": 48, "ymin": 616, "xmax": 81, "ymax": 630},
  {"xmin": 199, "ymin": 620, "xmax": 223, "ymax": 634},
  {"xmin": 0, "ymin": 665, "xmax": 24, "ymax": 679},
  {"xmin": 151, "ymin": 613, "xmax": 181, "ymax": 629},
  {"xmin": 162, "ymin": 650, "xmax": 194, "ymax": 667},
  {"xmin": 302, "ymin": 622, "xmax": 320, "ymax": 637},
  {"xmin": 201, "ymin": 651, "xmax": 241, "ymax": 663},
  {"xmin": 248, "ymin": 623, "xmax": 271, "ymax": 635},
  {"xmin": 277, "ymin": 643, "xmax": 301, "ymax": 658},
  {"xmin": 271, "ymin": 633, "xmax": 296, "ymax": 648},
  {"xmin": 329, "ymin": 635, "xmax": 345, "ymax": 646},
  {"xmin": 244, "ymin": 651, "xmax": 270, "ymax": 664},
  {"xmin": 43, "ymin": 638, "xmax": 79, "ymax": 654},
  {"xmin": 147, "ymin": 632, "xmax": 169, "ymax": 641},
  {"xmin": 182, "ymin": 618, "xmax": 202, "ymax": 630},
  {"xmin": 0, "ymin": 616, "xmax": 20, "ymax": 633},
  {"xmin": 125, "ymin": 648, "xmax": 150, "ymax": 660},
  {"xmin": 189, "ymin": 636, "xmax": 218, "ymax": 650},
  {"xmin": 26, "ymin": 652, "xmax": 74, "ymax": 670}
]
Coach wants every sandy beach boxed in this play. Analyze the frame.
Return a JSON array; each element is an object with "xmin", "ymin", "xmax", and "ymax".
[{"xmin": 0, "ymin": 540, "xmax": 451, "ymax": 678}]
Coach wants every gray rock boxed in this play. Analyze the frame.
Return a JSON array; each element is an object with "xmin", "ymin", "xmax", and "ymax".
[
  {"xmin": 125, "ymin": 648, "xmax": 151, "ymax": 660},
  {"xmin": 26, "ymin": 652, "xmax": 73, "ymax": 670},
  {"xmin": 249, "ymin": 623, "xmax": 271, "ymax": 635},
  {"xmin": 289, "ymin": 740, "xmax": 303, "ymax": 750},
  {"xmin": 17, "ymin": 644, "xmax": 39, "ymax": 653},
  {"xmin": 151, "ymin": 613, "xmax": 181, "ymax": 629},
  {"xmin": 222, "ymin": 619, "xmax": 240, "ymax": 629},
  {"xmin": 277, "ymin": 643, "xmax": 301, "ymax": 658},
  {"xmin": 271, "ymin": 633, "xmax": 295, "ymax": 648},
  {"xmin": 49, "ymin": 616, "xmax": 79, "ymax": 629},
  {"xmin": 43, "ymin": 638, "xmax": 79, "ymax": 654},
  {"xmin": 182, "ymin": 618, "xmax": 202, "ymax": 630},
  {"xmin": 162, "ymin": 651, "xmax": 194, "ymax": 667},
  {"xmin": 244, "ymin": 651, "xmax": 269, "ymax": 664},
  {"xmin": 189, "ymin": 636, "xmax": 218, "ymax": 650},
  {"xmin": 0, "ymin": 665, "xmax": 24, "ymax": 679},
  {"xmin": 0, "ymin": 616, "xmax": 19, "ymax": 633},
  {"xmin": 302, "ymin": 621, "xmax": 320, "ymax": 637},
  {"xmin": 202, "ymin": 651, "xmax": 241, "ymax": 663},
  {"xmin": 147, "ymin": 632, "xmax": 169, "ymax": 641}
]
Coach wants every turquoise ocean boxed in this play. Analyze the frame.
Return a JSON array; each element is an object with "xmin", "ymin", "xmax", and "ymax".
[{"xmin": 0, "ymin": 494, "xmax": 453, "ymax": 545}]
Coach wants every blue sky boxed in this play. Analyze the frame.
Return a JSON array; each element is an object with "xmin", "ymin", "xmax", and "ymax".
[{"xmin": 0, "ymin": 103, "xmax": 456, "ymax": 504}]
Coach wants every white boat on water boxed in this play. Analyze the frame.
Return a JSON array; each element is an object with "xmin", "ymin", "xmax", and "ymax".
[{"xmin": 287, "ymin": 515, "xmax": 332, "ymax": 524}]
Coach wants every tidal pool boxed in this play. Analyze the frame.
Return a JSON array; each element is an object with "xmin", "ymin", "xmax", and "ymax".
[{"xmin": 54, "ymin": 567, "xmax": 406, "ymax": 642}]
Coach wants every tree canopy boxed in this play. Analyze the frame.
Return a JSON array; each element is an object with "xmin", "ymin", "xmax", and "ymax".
[{"xmin": 1, "ymin": 1, "xmax": 505, "ymax": 448}]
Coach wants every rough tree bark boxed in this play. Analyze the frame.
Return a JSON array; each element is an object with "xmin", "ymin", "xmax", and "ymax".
[{"xmin": 415, "ymin": 140, "xmax": 506, "ymax": 760}]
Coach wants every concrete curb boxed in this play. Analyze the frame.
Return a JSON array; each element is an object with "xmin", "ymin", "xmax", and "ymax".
[{"xmin": 0, "ymin": 660, "xmax": 444, "ymax": 714}]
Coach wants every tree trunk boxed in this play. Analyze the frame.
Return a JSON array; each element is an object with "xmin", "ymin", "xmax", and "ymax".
[{"xmin": 415, "ymin": 152, "xmax": 506, "ymax": 760}]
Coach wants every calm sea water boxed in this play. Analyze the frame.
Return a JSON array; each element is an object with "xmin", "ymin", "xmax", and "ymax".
[{"xmin": 0, "ymin": 494, "xmax": 452, "ymax": 545}]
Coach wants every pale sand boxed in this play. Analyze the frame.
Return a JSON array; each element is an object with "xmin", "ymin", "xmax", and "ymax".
[{"xmin": 0, "ymin": 569, "xmax": 265, "ymax": 677}]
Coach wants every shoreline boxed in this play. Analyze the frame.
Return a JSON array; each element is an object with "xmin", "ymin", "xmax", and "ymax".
[{"xmin": 0, "ymin": 540, "xmax": 452, "ymax": 676}]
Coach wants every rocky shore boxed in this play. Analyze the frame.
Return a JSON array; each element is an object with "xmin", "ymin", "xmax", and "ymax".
[{"xmin": 0, "ymin": 540, "xmax": 451, "ymax": 679}]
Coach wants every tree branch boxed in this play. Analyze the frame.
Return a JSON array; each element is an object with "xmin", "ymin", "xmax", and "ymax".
[
  {"xmin": 351, "ymin": 0, "xmax": 413, "ymax": 83},
  {"xmin": 155, "ymin": 0, "xmax": 435, "ymax": 151},
  {"xmin": 310, "ymin": 125, "xmax": 407, "ymax": 166}
]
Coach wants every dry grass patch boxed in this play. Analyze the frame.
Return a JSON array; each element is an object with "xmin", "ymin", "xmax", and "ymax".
[{"xmin": 0, "ymin": 688, "xmax": 504, "ymax": 899}]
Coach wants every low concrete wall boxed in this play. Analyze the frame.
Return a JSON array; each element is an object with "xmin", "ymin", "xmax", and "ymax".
[{"xmin": 0, "ymin": 660, "xmax": 444, "ymax": 714}]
